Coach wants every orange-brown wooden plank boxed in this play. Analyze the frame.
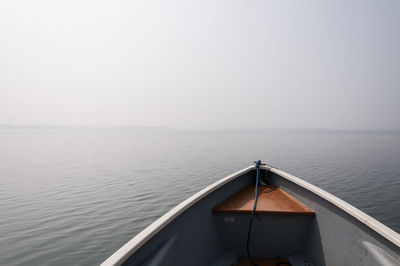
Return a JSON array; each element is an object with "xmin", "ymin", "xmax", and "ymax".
[
  {"xmin": 212, "ymin": 185, "xmax": 314, "ymax": 216},
  {"xmin": 236, "ymin": 257, "xmax": 290, "ymax": 266}
]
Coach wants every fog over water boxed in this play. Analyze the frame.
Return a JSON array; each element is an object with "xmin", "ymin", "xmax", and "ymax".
[{"xmin": 1, "ymin": 1, "xmax": 400, "ymax": 265}]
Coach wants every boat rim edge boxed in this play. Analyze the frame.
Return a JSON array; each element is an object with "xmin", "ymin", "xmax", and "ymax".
[
  {"xmin": 100, "ymin": 165, "xmax": 255, "ymax": 266},
  {"xmin": 267, "ymin": 166, "xmax": 400, "ymax": 248},
  {"xmin": 101, "ymin": 164, "xmax": 400, "ymax": 266}
]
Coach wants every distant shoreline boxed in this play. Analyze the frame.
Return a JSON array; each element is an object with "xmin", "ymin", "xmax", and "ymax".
[{"xmin": 0, "ymin": 124, "xmax": 399, "ymax": 133}]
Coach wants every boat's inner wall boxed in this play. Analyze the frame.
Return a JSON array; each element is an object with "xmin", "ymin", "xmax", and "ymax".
[
  {"xmin": 213, "ymin": 212, "xmax": 314, "ymax": 259},
  {"xmin": 122, "ymin": 170, "xmax": 256, "ymax": 266},
  {"xmin": 268, "ymin": 171, "xmax": 400, "ymax": 266}
]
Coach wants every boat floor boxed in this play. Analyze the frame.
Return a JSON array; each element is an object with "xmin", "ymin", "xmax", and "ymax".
[
  {"xmin": 236, "ymin": 257, "xmax": 290, "ymax": 266},
  {"xmin": 211, "ymin": 252, "xmax": 311, "ymax": 266},
  {"xmin": 212, "ymin": 184, "xmax": 314, "ymax": 215}
]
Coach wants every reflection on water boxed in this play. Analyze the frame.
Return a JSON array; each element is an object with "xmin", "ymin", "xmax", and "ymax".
[{"xmin": 0, "ymin": 130, "xmax": 399, "ymax": 265}]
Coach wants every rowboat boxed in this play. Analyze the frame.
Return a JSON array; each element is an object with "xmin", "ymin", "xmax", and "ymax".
[{"xmin": 101, "ymin": 162, "xmax": 400, "ymax": 266}]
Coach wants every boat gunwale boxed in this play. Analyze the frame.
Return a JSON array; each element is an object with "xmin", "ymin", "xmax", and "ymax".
[
  {"xmin": 100, "ymin": 166, "xmax": 255, "ymax": 266},
  {"xmin": 101, "ymin": 164, "xmax": 400, "ymax": 266},
  {"xmin": 266, "ymin": 166, "xmax": 400, "ymax": 248}
]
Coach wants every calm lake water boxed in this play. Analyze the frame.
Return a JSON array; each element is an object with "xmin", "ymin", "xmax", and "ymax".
[{"xmin": 0, "ymin": 130, "xmax": 399, "ymax": 265}]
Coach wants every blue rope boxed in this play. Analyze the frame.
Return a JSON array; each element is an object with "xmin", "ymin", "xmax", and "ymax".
[{"xmin": 246, "ymin": 160, "xmax": 261, "ymax": 266}]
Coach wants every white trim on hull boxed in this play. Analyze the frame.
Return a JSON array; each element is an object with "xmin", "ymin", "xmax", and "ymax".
[
  {"xmin": 101, "ymin": 165, "xmax": 400, "ymax": 266},
  {"xmin": 266, "ymin": 166, "xmax": 400, "ymax": 247},
  {"xmin": 101, "ymin": 166, "xmax": 254, "ymax": 266}
]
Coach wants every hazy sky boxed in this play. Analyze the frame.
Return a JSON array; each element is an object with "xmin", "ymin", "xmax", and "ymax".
[{"xmin": 0, "ymin": 0, "xmax": 399, "ymax": 129}]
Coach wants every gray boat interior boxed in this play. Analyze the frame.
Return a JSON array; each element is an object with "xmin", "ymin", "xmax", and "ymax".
[{"xmin": 121, "ymin": 169, "xmax": 400, "ymax": 266}]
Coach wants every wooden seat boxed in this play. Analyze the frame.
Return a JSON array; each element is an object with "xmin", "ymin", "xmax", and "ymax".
[{"xmin": 212, "ymin": 184, "xmax": 314, "ymax": 216}]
